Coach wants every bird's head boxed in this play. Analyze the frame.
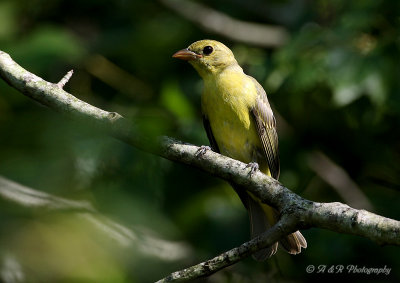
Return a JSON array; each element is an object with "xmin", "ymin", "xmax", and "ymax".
[{"xmin": 173, "ymin": 40, "xmax": 238, "ymax": 78}]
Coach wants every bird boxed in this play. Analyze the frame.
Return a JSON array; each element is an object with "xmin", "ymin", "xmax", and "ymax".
[{"xmin": 172, "ymin": 40, "xmax": 306, "ymax": 260}]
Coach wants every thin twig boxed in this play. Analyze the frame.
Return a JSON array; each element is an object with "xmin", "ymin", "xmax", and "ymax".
[{"xmin": 56, "ymin": 69, "xmax": 74, "ymax": 88}]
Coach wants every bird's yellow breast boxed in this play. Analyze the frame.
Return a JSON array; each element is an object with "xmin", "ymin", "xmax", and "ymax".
[{"xmin": 201, "ymin": 69, "xmax": 262, "ymax": 165}]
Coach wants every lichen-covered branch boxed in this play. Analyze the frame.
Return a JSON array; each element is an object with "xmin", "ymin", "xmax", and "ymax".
[
  {"xmin": 1, "ymin": 50, "xmax": 399, "ymax": 282},
  {"xmin": 0, "ymin": 51, "xmax": 122, "ymax": 124},
  {"xmin": 159, "ymin": 137, "xmax": 400, "ymax": 247},
  {"xmin": 155, "ymin": 216, "xmax": 296, "ymax": 283}
]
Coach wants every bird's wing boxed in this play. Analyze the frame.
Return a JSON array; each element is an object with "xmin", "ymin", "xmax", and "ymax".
[
  {"xmin": 248, "ymin": 76, "xmax": 280, "ymax": 179},
  {"xmin": 202, "ymin": 115, "xmax": 220, "ymax": 153}
]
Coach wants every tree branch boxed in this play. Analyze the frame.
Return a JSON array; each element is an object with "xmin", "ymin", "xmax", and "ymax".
[
  {"xmin": 155, "ymin": 216, "xmax": 295, "ymax": 283},
  {"xmin": 308, "ymin": 151, "xmax": 373, "ymax": 210},
  {"xmin": 0, "ymin": 175, "xmax": 191, "ymax": 261},
  {"xmin": 1, "ymin": 50, "xmax": 399, "ymax": 282},
  {"xmin": 160, "ymin": 0, "xmax": 289, "ymax": 48},
  {"xmin": 0, "ymin": 175, "xmax": 94, "ymax": 212}
]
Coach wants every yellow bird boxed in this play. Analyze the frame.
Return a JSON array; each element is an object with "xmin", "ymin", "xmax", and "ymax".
[{"xmin": 173, "ymin": 40, "xmax": 306, "ymax": 260}]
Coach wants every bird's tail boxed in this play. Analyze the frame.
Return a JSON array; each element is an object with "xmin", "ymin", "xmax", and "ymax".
[
  {"xmin": 246, "ymin": 194, "xmax": 278, "ymax": 260},
  {"xmin": 234, "ymin": 185, "xmax": 307, "ymax": 261},
  {"xmin": 279, "ymin": 230, "xmax": 307, "ymax": 255}
]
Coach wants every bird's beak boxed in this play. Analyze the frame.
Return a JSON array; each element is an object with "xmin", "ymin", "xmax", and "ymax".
[{"xmin": 172, "ymin": 49, "xmax": 201, "ymax": 61}]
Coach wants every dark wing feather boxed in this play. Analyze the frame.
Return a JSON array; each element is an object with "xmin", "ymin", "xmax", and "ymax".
[
  {"xmin": 202, "ymin": 115, "xmax": 220, "ymax": 153},
  {"xmin": 248, "ymin": 76, "xmax": 280, "ymax": 180}
]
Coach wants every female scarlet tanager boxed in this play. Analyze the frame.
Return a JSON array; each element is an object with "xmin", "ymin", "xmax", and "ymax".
[{"xmin": 173, "ymin": 40, "xmax": 306, "ymax": 260}]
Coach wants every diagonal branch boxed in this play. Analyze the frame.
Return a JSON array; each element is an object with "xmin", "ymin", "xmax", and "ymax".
[
  {"xmin": 155, "ymin": 216, "xmax": 296, "ymax": 283},
  {"xmin": 0, "ymin": 175, "xmax": 191, "ymax": 261},
  {"xmin": 0, "ymin": 175, "xmax": 94, "ymax": 212},
  {"xmin": 160, "ymin": 0, "xmax": 289, "ymax": 48},
  {"xmin": 1, "ymin": 50, "xmax": 399, "ymax": 282},
  {"xmin": 308, "ymin": 151, "xmax": 373, "ymax": 210}
]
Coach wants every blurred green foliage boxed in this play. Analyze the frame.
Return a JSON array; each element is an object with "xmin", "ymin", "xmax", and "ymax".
[{"xmin": 0, "ymin": 0, "xmax": 399, "ymax": 282}]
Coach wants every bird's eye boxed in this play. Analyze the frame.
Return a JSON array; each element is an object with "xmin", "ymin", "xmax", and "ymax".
[{"xmin": 203, "ymin": 46, "xmax": 213, "ymax": 55}]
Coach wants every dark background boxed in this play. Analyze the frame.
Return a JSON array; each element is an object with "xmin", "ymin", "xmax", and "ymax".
[{"xmin": 0, "ymin": 0, "xmax": 399, "ymax": 282}]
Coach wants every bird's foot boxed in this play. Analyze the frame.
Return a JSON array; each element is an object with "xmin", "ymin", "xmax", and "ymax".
[
  {"xmin": 195, "ymin": 145, "xmax": 212, "ymax": 157},
  {"xmin": 245, "ymin": 162, "xmax": 259, "ymax": 176}
]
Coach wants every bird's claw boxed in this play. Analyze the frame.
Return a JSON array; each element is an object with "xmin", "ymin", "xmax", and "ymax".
[
  {"xmin": 245, "ymin": 162, "xmax": 259, "ymax": 176},
  {"xmin": 196, "ymin": 145, "xmax": 212, "ymax": 157}
]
